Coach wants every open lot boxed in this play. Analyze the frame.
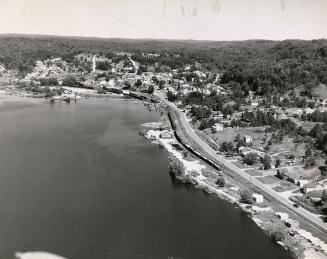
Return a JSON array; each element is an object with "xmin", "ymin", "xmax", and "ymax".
[
  {"xmin": 204, "ymin": 126, "xmax": 267, "ymax": 146},
  {"xmin": 244, "ymin": 168, "xmax": 262, "ymax": 176},
  {"xmin": 257, "ymin": 175, "xmax": 280, "ymax": 185},
  {"xmin": 273, "ymin": 181, "xmax": 299, "ymax": 192}
]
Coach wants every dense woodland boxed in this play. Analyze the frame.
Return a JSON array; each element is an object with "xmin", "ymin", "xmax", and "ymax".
[{"xmin": 0, "ymin": 35, "xmax": 327, "ymax": 89}]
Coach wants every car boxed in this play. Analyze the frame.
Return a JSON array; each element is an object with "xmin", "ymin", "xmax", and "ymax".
[{"xmin": 293, "ymin": 203, "xmax": 300, "ymax": 208}]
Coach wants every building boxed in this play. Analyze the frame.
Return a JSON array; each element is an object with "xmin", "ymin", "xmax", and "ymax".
[
  {"xmin": 212, "ymin": 123, "xmax": 224, "ymax": 132},
  {"xmin": 303, "ymin": 107, "xmax": 315, "ymax": 114},
  {"xmin": 252, "ymin": 193, "xmax": 264, "ymax": 203},
  {"xmin": 160, "ymin": 131, "xmax": 174, "ymax": 139},
  {"xmin": 243, "ymin": 135, "xmax": 253, "ymax": 144},
  {"xmin": 302, "ymin": 182, "xmax": 317, "ymax": 193},
  {"xmin": 251, "ymin": 99, "xmax": 259, "ymax": 107},
  {"xmin": 211, "ymin": 111, "xmax": 224, "ymax": 119}
]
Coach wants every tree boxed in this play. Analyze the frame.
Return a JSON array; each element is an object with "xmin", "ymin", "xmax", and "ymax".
[
  {"xmin": 304, "ymin": 157, "xmax": 316, "ymax": 168},
  {"xmin": 243, "ymin": 153, "xmax": 259, "ymax": 165},
  {"xmin": 39, "ymin": 77, "xmax": 58, "ymax": 86},
  {"xmin": 271, "ymin": 231, "xmax": 284, "ymax": 242},
  {"xmin": 234, "ymin": 134, "xmax": 242, "ymax": 143},
  {"xmin": 159, "ymin": 80, "xmax": 166, "ymax": 89},
  {"xmin": 240, "ymin": 190, "xmax": 254, "ymax": 204},
  {"xmin": 96, "ymin": 61, "xmax": 111, "ymax": 71},
  {"xmin": 148, "ymin": 85, "xmax": 154, "ymax": 94},
  {"xmin": 219, "ymin": 141, "xmax": 235, "ymax": 153},
  {"xmin": 169, "ymin": 159, "xmax": 184, "ymax": 178},
  {"xmin": 216, "ymin": 176, "xmax": 225, "ymax": 187},
  {"xmin": 137, "ymin": 65, "xmax": 147, "ymax": 75},
  {"xmin": 275, "ymin": 158, "xmax": 281, "ymax": 168},
  {"xmin": 262, "ymin": 154, "xmax": 272, "ymax": 170},
  {"xmin": 236, "ymin": 138, "xmax": 246, "ymax": 148},
  {"xmin": 199, "ymin": 118, "xmax": 215, "ymax": 130},
  {"xmin": 123, "ymin": 81, "xmax": 131, "ymax": 89},
  {"xmin": 304, "ymin": 82, "xmax": 316, "ymax": 97},
  {"xmin": 62, "ymin": 75, "xmax": 78, "ymax": 87},
  {"xmin": 167, "ymin": 91, "xmax": 177, "ymax": 102},
  {"xmin": 152, "ymin": 76, "xmax": 159, "ymax": 84},
  {"xmin": 134, "ymin": 79, "xmax": 142, "ymax": 87},
  {"xmin": 305, "ymin": 146, "xmax": 312, "ymax": 158}
]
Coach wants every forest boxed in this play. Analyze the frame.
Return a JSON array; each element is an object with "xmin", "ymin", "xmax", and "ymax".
[{"xmin": 0, "ymin": 34, "xmax": 327, "ymax": 92}]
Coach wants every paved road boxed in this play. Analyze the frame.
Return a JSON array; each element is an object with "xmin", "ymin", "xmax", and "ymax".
[{"xmin": 155, "ymin": 90, "xmax": 327, "ymax": 237}]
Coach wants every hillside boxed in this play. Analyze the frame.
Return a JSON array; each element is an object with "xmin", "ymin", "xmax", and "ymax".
[{"xmin": 0, "ymin": 34, "xmax": 326, "ymax": 96}]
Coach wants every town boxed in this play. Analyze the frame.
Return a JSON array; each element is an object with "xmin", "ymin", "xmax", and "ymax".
[
  {"xmin": 1, "ymin": 37, "xmax": 327, "ymax": 259},
  {"xmin": 1, "ymin": 46, "xmax": 327, "ymax": 220}
]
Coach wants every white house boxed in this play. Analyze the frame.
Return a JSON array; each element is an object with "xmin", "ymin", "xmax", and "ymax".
[
  {"xmin": 212, "ymin": 123, "xmax": 224, "ymax": 132},
  {"xmin": 252, "ymin": 193, "xmax": 264, "ymax": 203},
  {"xmin": 243, "ymin": 135, "xmax": 253, "ymax": 144}
]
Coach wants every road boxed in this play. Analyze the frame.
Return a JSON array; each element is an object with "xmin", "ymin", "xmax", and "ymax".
[
  {"xmin": 129, "ymin": 57, "xmax": 139, "ymax": 74},
  {"xmin": 155, "ymin": 90, "xmax": 327, "ymax": 238}
]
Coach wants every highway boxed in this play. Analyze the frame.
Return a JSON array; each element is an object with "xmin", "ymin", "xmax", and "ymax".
[{"xmin": 155, "ymin": 90, "xmax": 327, "ymax": 238}]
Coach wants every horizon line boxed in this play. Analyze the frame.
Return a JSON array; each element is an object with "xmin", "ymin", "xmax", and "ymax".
[{"xmin": 0, "ymin": 32, "xmax": 326, "ymax": 43}]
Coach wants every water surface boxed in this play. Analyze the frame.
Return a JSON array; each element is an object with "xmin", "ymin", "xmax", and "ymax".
[{"xmin": 0, "ymin": 97, "xmax": 291, "ymax": 259}]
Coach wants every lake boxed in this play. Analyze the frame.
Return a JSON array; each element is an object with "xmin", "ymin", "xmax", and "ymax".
[{"xmin": 0, "ymin": 97, "xmax": 291, "ymax": 259}]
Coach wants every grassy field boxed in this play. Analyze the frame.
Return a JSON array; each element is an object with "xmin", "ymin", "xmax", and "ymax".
[
  {"xmin": 204, "ymin": 126, "xmax": 267, "ymax": 146},
  {"xmin": 258, "ymin": 175, "xmax": 280, "ymax": 185},
  {"xmin": 244, "ymin": 168, "xmax": 262, "ymax": 176},
  {"xmin": 313, "ymin": 83, "xmax": 327, "ymax": 99}
]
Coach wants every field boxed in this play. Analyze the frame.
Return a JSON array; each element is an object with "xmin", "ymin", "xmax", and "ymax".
[
  {"xmin": 204, "ymin": 126, "xmax": 266, "ymax": 146},
  {"xmin": 257, "ymin": 175, "xmax": 280, "ymax": 185},
  {"xmin": 313, "ymin": 84, "xmax": 327, "ymax": 99}
]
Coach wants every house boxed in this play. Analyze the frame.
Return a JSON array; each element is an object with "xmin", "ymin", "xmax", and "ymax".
[
  {"xmin": 302, "ymin": 182, "xmax": 317, "ymax": 193},
  {"xmin": 160, "ymin": 131, "xmax": 174, "ymax": 139},
  {"xmin": 285, "ymin": 219, "xmax": 299, "ymax": 229},
  {"xmin": 252, "ymin": 193, "xmax": 264, "ymax": 203},
  {"xmin": 212, "ymin": 123, "xmax": 224, "ymax": 132},
  {"xmin": 251, "ymin": 99, "xmax": 259, "ymax": 107},
  {"xmin": 275, "ymin": 212, "xmax": 289, "ymax": 221},
  {"xmin": 211, "ymin": 111, "xmax": 223, "ymax": 118},
  {"xmin": 286, "ymin": 108, "xmax": 303, "ymax": 118},
  {"xmin": 303, "ymin": 107, "xmax": 315, "ymax": 114},
  {"xmin": 243, "ymin": 135, "xmax": 253, "ymax": 145}
]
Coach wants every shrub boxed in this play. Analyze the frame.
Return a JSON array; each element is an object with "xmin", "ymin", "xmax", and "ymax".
[
  {"xmin": 240, "ymin": 190, "xmax": 254, "ymax": 204},
  {"xmin": 62, "ymin": 75, "xmax": 79, "ymax": 87},
  {"xmin": 243, "ymin": 152, "xmax": 259, "ymax": 165},
  {"xmin": 271, "ymin": 231, "xmax": 284, "ymax": 242},
  {"xmin": 169, "ymin": 159, "xmax": 184, "ymax": 178},
  {"xmin": 219, "ymin": 141, "xmax": 234, "ymax": 152},
  {"xmin": 216, "ymin": 176, "xmax": 225, "ymax": 187},
  {"xmin": 97, "ymin": 88, "xmax": 106, "ymax": 94}
]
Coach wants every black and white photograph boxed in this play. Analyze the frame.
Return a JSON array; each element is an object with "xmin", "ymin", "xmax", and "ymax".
[{"xmin": 0, "ymin": 0, "xmax": 327, "ymax": 259}]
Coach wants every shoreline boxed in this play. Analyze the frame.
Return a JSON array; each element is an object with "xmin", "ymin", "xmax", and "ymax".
[
  {"xmin": 2, "ymin": 88, "xmax": 327, "ymax": 259},
  {"xmin": 143, "ymin": 123, "xmax": 327, "ymax": 259}
]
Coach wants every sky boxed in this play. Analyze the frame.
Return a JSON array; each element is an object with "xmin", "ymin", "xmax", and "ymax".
[{"xmin": 0, "ymin": 0, "xmax": 326, "ymax": 41}]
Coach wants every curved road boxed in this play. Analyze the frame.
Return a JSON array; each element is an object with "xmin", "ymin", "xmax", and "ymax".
[{"xmin": 156, "ymin": 90, "xmax": 327, "ymax": 238}]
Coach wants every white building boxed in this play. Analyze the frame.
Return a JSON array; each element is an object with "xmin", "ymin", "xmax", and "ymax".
[
  {"xmin": 252, "ymin": 193, "xmax": 264, "ymax": 203},
  {"xmin": 212, "ymin": 123, "xmax": 224, "ymax": 132}
]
